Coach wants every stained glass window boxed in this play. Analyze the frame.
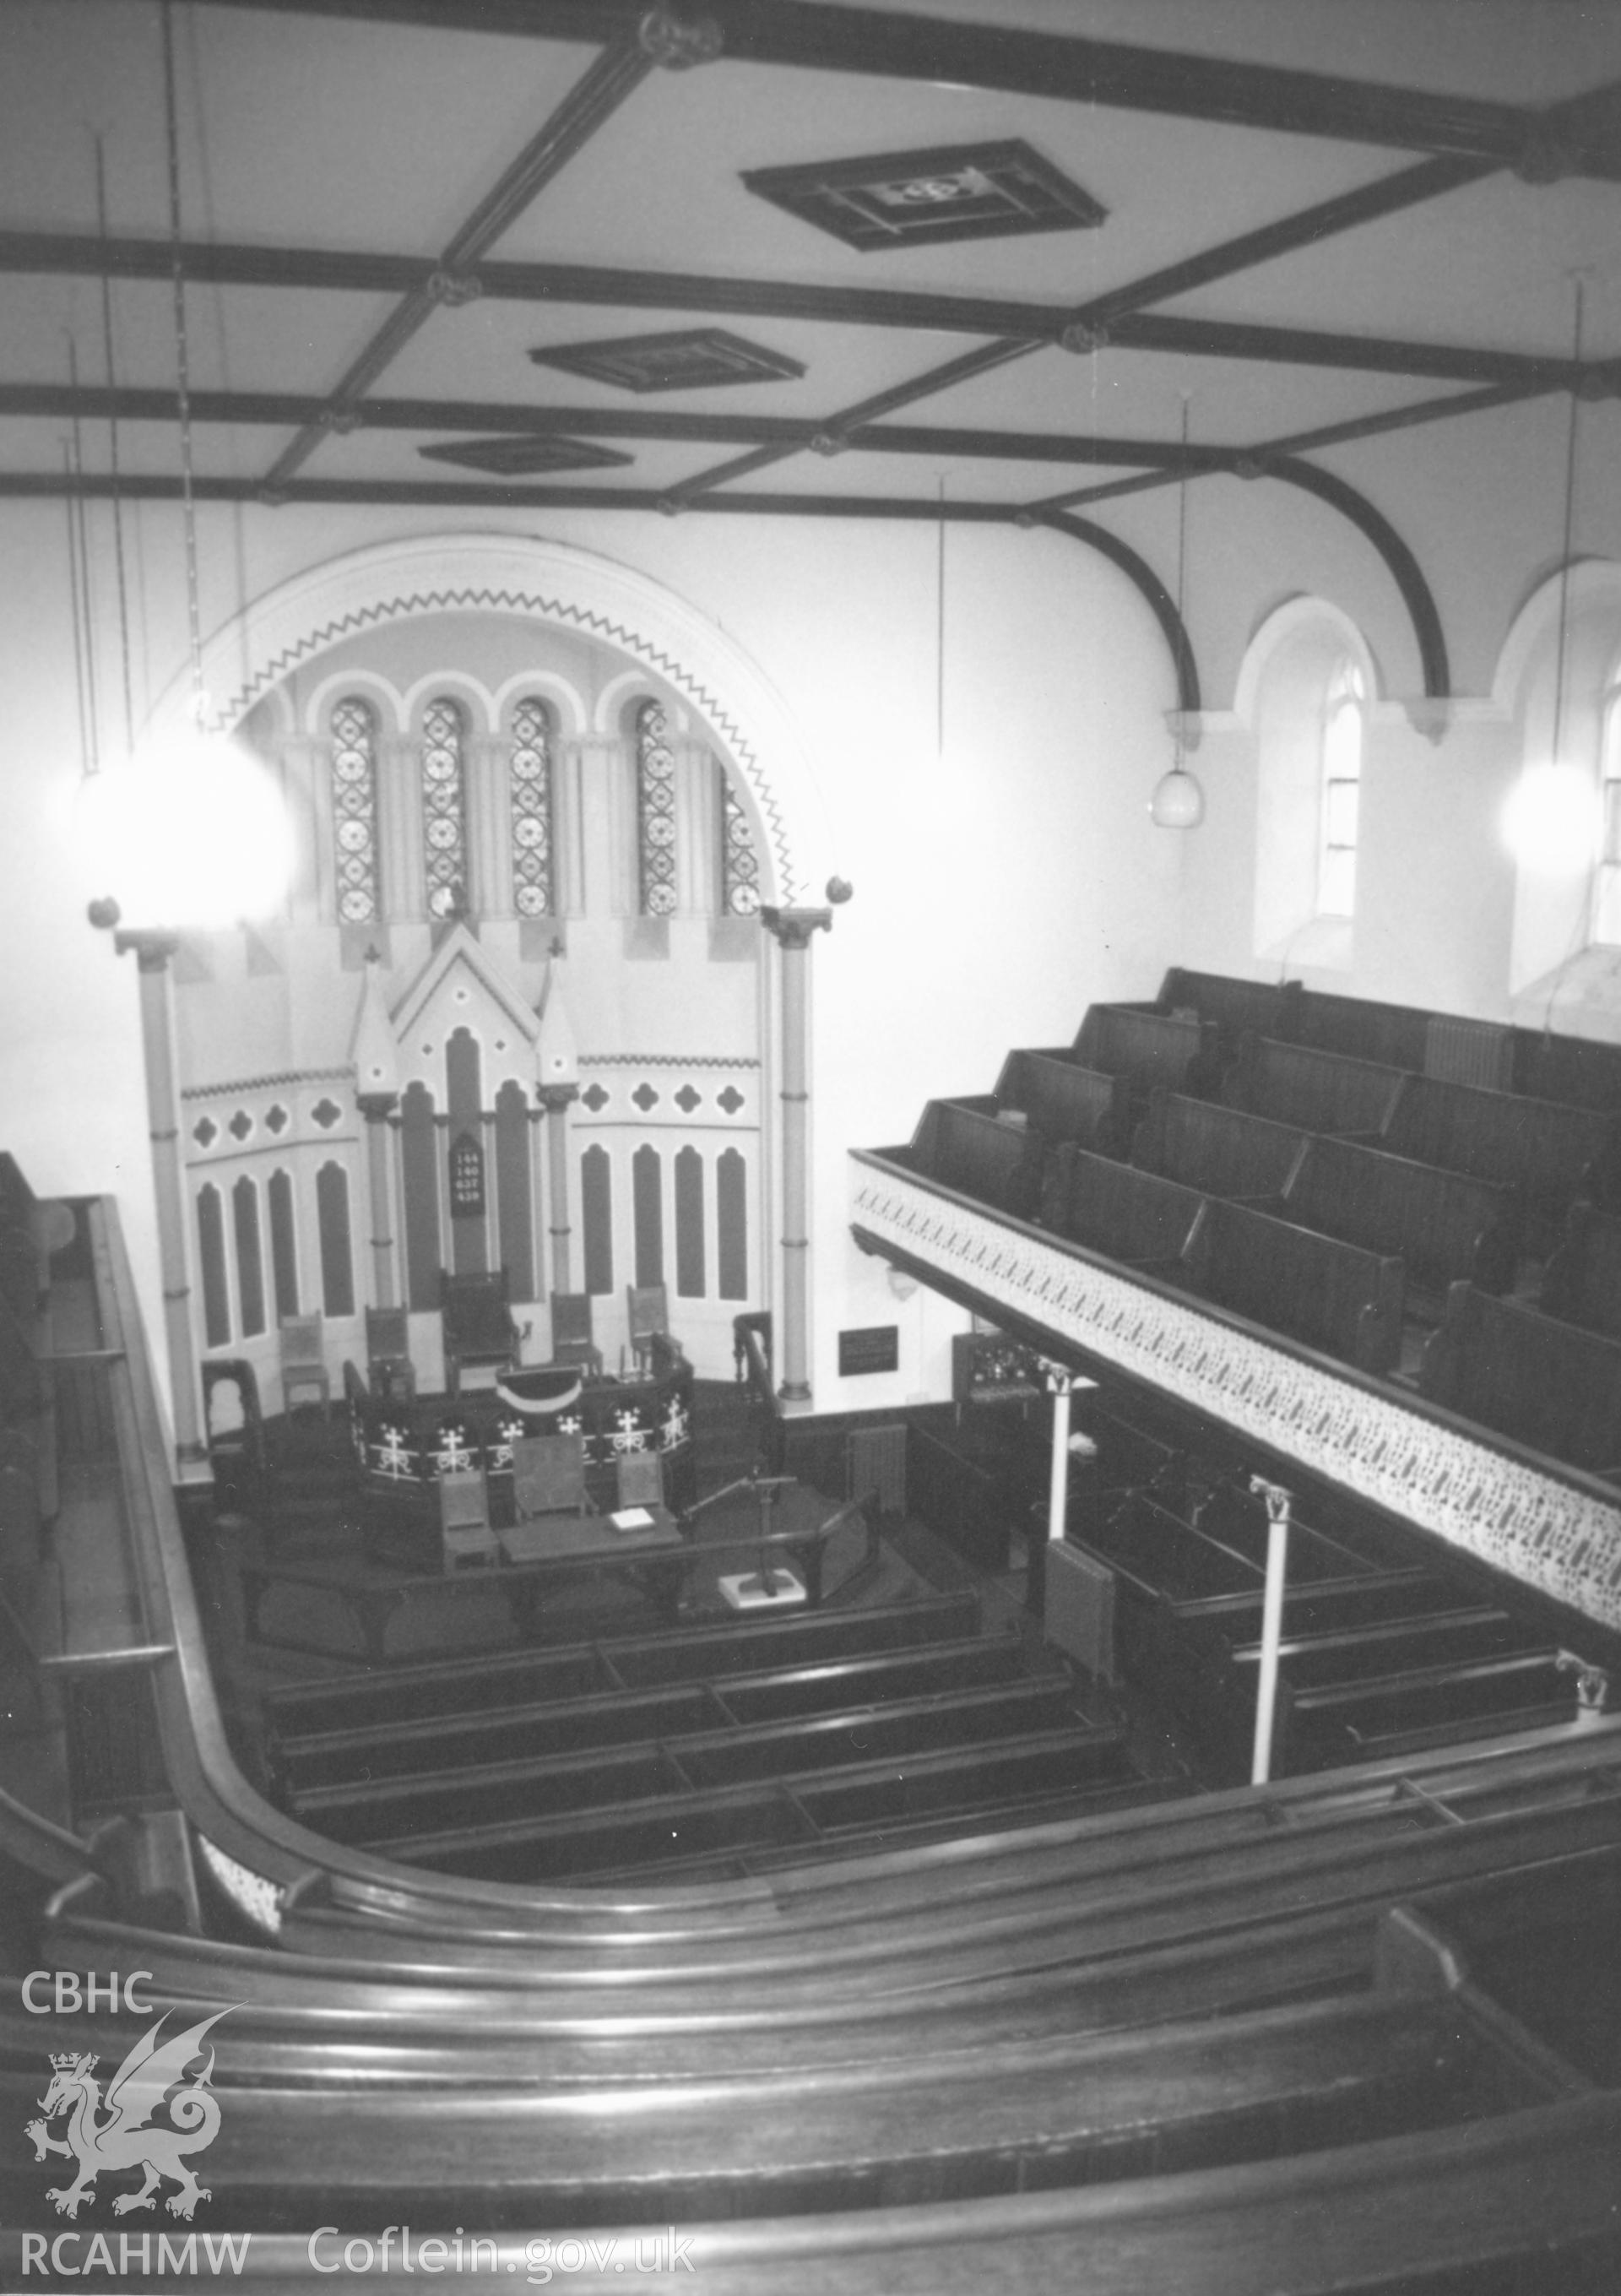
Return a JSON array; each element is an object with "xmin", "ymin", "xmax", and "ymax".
[
  {"xmin": 330, "ymin": 696, "xmax": 380, "ymax": 925},
  {"xmin": 509, "ymin": 696, "xmax": 555, "ymax": 917},
  {"xmin": 718, "ymin": 767, "xmax": 761, "ymax": 915},
  {"xmin": 635, "ymin": 699, "xmax": 678, "ymax": 917},
  {"xmin": 421, "ymin": 696, "xmax": 469, "ymax": 920}
]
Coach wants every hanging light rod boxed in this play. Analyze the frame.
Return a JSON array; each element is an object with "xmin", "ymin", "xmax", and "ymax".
[{"xmin": 1151, "ymin": 399, "xmax": 1205, "ymax": 831}]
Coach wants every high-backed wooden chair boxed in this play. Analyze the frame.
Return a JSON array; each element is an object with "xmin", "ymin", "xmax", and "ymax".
[
  {"xmin": 549, "ymin": 1291, "xmax": 604, "ymax": 1376},
  {"xmin": 512, "ymin": 1432, "xmax": 591, "ymax": 1522},
  {"xmin": 615, "ymin": 1449, "xmax": 665, "ymax": 1512},
  {"xmin": 626, "ymin": 1283, "xmax": 683, "ymax": 1375},
  {"xmin": 441, "ymin": 1268, "xmax": 519, "ymax": 1396},
  {"xmin": 365, "ymin": 1305, "xmax": 415, "ymax": 1405},
  {"xmin": 202, "ymin": 1359, "xmax": 268, "ymax": 1498},
  {"xmin": 439, "ymin": 1468, "xmax": 498, "ymax": 1571},
  {"xmin": 279, "ymin": 1315, "xmax": 330, "ymax": 1419}
]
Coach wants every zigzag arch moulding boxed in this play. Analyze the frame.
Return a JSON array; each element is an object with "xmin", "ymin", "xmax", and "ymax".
[{"xmin": 165, "ymin": 532, "xmax": 837, "ymax": 907}]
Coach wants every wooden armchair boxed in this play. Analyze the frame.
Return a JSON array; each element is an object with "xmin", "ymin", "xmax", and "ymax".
[
  {"xmin": 626, "ymin": 1283, "xmax": 684, "ymax": 1375},
  {"xmin": 279, "ymin": 1315, "xmax": 330, "ymax": 1419},
  {"xmin": 441, "ymin": 1268, "xmax": 519, "ymax": 1397},
  {"xmin": 549, "ymin": 1290, "xmax": 604, "ymax": 1377},
  {"xmin": 365, "ymin": 1305, "xmax": 415, "ymax": 1406}
]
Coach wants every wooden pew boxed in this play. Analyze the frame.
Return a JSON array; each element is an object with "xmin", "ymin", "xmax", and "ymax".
[
  {"xmin": 1039, "ymin": 1141, "xmax": 1205, "ymax": 1265},
  {"xmin": 1223, "ymin": 1032, "xmax": 1408, "ymax": 1136},
  {"xmin": 1073, "ymin": 1003, "xmax": 1220, "ymax": 1098},
  {"xmin": 1265, "ymin": 1132, "xmax": 1524, "ymax": 1301},
  {"xmin": 287, "ymin": 1678, "xmax": 1105, "ymax": 1848},
  {"xmin": 1419, "ymin": 1284, "xmax": 1621, "ymax": 1476},
  {"xmin": 897, "ymin": 1098, "xmax": 1043, "ymax": 1219},
  {"xmin": 1157, "ymin": 968, "xmax": 1298, "ymax": 1045},
  {"xmin": 1131, "ymin": 1089, "xmax": 1309, "ymax": 1200},
  {"xmin": 274, "ymin": 1632, "xmax": 1040, "ymax": 1798},
  {"xmin": 1381, "ymin": 1072, "xmax": 1621, "ymax": 1225},
  {"xmin": 1177, "ymin": 1197, "xmax": 1406, "ymax": 1375},
  {"xmin": 995, "ymin": 1047, "xmax": 1133, "ymax": 1156},
  {"xmin": 1541, "ymin": 1202, "xmax": 1621, "ymax": 1339},
  {"xmin": 264, "ymin": 1590, "xmax": 986, "ymax": 1741}
]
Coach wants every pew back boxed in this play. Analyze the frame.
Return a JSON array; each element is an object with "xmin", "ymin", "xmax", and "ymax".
[
  {"xmin": 1132, "ymin": 1091, "xmax": 1308, "ymax": 1200},
  {"xmin": 1224, "ymin": 1033, "xmax": 1408, "ymax": 1136},
  {"xmin": 1419, "ymin": 1284, "xmax": 1621, "ymax": 1475},
  {"xmin": 1181, "ymin": 1198, "xmax": 1405, "ymax": 1374},
  {"xmin": 996, "ymin": 1049, "xmax": 1131, "ymax": 1157},
  {"xmin": 901, "ymin": 1099, "xmax": 1041, "ymax": 1220},
  {"xmin": 1542, "ymin": 1203, "xmax": 1621, "ymax": 1339},
  {"xmin": 1280, "ymin": 1133, "xmax": 1523, "ymax": 1298},
  {"xmin": 1383, "ymin": 1073, "xmax": 1618, "ymax": 1214},
  {"xmin": 1040, "ymin": 1141, "xmax": 1205, "ymax": 1265},
  {"xmin": 1074, "ymin": 1005, "xmax": 1213, "ymax": 1097}
]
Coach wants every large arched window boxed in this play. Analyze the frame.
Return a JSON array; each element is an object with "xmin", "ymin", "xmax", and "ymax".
[
  {"xmin": 509, "ymin": 696, "xmax": 556, "ymax": 918},
  {"xmin": 1250, "ymin": 608, "xmax": 1373, "ymax": 972},
  {"xmin": 1317, "ymin": 660, "xmax": 1364, "ymax": 918},
  {"xmin": 718, "ymin": 768, "xmax": 762, "ymax": 916},
  {"xmin": 1593, "ymin": 679, "xmax": 1621, "ymax": 944},
  {"xmin": 329, "ymin": 695, "xmax": 381, "ymax": 925},
  {"xmin": 634, "ymin": 699, "xmax": 678, "ymax": 917},
  {"xmin": 421, "ymin": 696, "xmax": 469, "ymax": 919}
]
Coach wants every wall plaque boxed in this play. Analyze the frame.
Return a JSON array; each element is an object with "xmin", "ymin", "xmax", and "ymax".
[
  {"xmin": 839, "ymin": 1324, "xmax": 899, "ymax": 1376},
  {"xmin": 449, "ymin": 1131, "xmax": 485, "ymax": 1218}
]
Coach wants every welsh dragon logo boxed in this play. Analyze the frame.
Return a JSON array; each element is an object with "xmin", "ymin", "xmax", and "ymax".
[{"xmin": 26, "ymin": 2009, "xmax": 230, "ymax": 2220}]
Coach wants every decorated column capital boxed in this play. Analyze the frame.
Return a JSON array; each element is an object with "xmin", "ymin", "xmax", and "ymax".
[
  {"xmin": 113, "ymin": 928, "xmax": 182, "ymax": 972},
  {"xmin": 356, "ymin": 1090, "xmax": 398, "ymax": 1123},
  {"xmin": 537, "ymin": 1083, "xmax": 579, "ymax": 1115},
  {"xmin": 760, "ymin": 905, "xmax": 832, "ymax": 950}
]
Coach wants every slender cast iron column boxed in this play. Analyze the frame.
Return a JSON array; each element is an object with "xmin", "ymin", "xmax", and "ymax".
[
  {"xmin": 357, "ymin": 1093, "xmax": 399, "ymax": 1307},
  {"xmin": 538, "ymin": 1083, "xmax": 578, "ymax": 1294},
  {"xmin": 761, "ymin": 905, "xmax": 832, "ymax": 1403},
  {"xmin": 117, "ymin": 929, "xmax": 205, "ymax": 1473}
]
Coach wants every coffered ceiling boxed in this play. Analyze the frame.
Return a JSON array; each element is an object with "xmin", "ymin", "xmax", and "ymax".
[{"xmin": 3, "ymin": 0, "xmax": 1620, "ymax": 702}]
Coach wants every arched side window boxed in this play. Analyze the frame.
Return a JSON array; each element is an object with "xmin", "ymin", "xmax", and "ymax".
[
  {"xmin": 1594, "ymin": 681, "xmax": 1621, "ymax": 944},
  {"xmin": 634, "ymin": 699, "xmax": 678, "ymax": 917},
  {"xmin": 316, "ymin": 1161, "xmax": 355, "ymax": 1319},
  {"xmin": 421, "ymin": 696, "xmax": 469, "ymax": 920},
  {"xmin": 196, "ymin": 1184, "xmax": 230, "ymax": 1349},
  {"xmin": 330, "ymin": 696, "xmax": 381, "ymax": 925},
  {"xmin": 509, "ymin": 696, "xmax": 556, "ymax": 918},
  {"xmin": 268, "ymin": 1168, "xmax": 299, "ymax": 1322},
  {"xmin": 232, "ymin": 1175, "xmax": 266, "ymax": 1339},
  {"xmin": 718, "ymin": 768, "xmax": 761, "ymax": 916},
  {"xmin": 1318, "ymin": 660, "xmax": 1364, "ymax": 918}
]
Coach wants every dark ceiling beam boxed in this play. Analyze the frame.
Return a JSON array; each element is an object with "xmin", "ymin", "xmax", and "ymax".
[
  {"xmin": 4, "ymin": 229, "xmax": 1591, "ymax": 393},
  {"xmin": 667, "ymin": 339, "xmax": 1032, "ymax": 501},
  {"xmin": 663, "ymin": 156, "xmax": 1491, "ymax": 500},
  {"xmin": 1271, "ymin": 457, "xmax": 1450, "ymax": 698},
  {"xmin": 0, "ymin": 380, "xmax": 1235, "ymax": 470},
  {"xmin": 0, "ymin": 462, "xmax": 1200, "ymax": 702},
  {"xmin": 183, "ymin": 0, "xmax": 1621, "ymax": 181},
  {"xmin": 1025, "ymin": 378, "xmax": 1553, "ymax": 516},
  {"xmin": 1040, "ymin": 512, "xmax": 1199, "ymax": 718},
  {"xmin": 260, "ymin": 28, "xmax": 660, "ymax": 487}
]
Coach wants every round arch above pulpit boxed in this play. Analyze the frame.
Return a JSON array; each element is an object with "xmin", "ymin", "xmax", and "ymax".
[{"xmin": 161, "ymin": 529, "xmax": 836, "ymax": 909}]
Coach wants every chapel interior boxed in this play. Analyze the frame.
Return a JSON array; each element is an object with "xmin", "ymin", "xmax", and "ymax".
[{"xmin": 7, "ymin": 2, "xmax": 1621, "ymax": 2287}]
